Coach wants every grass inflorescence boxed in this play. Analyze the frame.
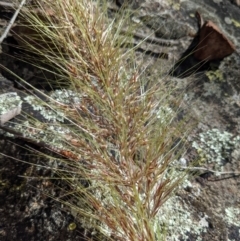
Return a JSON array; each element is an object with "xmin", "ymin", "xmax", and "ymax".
[{"xmin": 2, "ymin": 0, "xmax": 193, "ymax": 240}]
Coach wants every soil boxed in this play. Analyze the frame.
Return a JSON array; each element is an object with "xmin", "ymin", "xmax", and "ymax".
[{"xmin": 0, "ymin": 0, "xmax": 240, "ymax": 240}]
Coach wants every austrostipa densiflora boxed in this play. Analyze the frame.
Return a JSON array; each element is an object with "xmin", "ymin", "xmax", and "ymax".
[{"xmin": 0, "ymin": 0, "xmax": 194, "ymax": 240}]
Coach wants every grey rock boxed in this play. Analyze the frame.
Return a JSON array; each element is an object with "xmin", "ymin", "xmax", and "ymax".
[{"xmin": 140, "ymin": 15, "xmax": 195, "ymax": 39}]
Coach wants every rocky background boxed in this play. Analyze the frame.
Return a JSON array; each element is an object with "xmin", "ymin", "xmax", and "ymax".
[{"xmin": 0, "ymin": 0, "xmax": 240, "ymax": 240}]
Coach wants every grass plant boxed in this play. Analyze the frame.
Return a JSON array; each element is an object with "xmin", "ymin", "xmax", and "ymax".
[{"xmin": 1, "ymin": 0, "xmax": 193, "ymax": 240}]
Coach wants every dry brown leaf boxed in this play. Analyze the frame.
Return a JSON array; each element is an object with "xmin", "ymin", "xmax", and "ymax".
[{"xmin": 194, "ymin": 20, "xmax": 236, "ymax": 61}]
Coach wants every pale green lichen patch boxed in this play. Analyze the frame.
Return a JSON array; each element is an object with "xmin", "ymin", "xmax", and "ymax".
[
  {"xmin": 24, "ymin": 90, "xmax": 83, "ymax": 123},
  {"xmin": 156, "ymin": 189, "xmax": 209, "ymax": 241},
  {"xmin": 206, "ymin": 69, "xmax": 224, "ymax": 82},
  {"xmin": 153, "ymin": 106, "xmax": 174, "ymax": 125},
  {"xmin": 225, "ymin": 207, "xmax": 240, "ymax": 226},
  {"xmin": 0, "ymin": 92, "xmax": 22, "ymax": 115},
  {"xmin": 1, "ymin": 90, "xmax": 82, "ymax": 152},
  {"xmin": 231, "ymin": 18, "xmax": 240, "ymax": 28},
  {"xmin": 50, "ymin": 89, "xmax": 82, "ymax": 105},
  {"xmin": 192, "ymin": 129, "xmax": 240, "ymax": 171},
  {"xmin": 12, "ymin": 119, "xmax": 73, "ymax": 151},
  {"xmin": 24, "ymin": 95, "xmax": 66, "ymax": 122}
]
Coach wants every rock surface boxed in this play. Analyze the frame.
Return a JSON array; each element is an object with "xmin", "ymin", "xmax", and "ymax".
[{"xmin": 0, "ymin": 0, "xmax": 240, "ymax": 240}]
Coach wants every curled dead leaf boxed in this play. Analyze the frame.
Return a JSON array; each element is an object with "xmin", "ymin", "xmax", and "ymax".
[{"xmin": 194, "ymin": 13, "xmax": 236, "ymax": 61}]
